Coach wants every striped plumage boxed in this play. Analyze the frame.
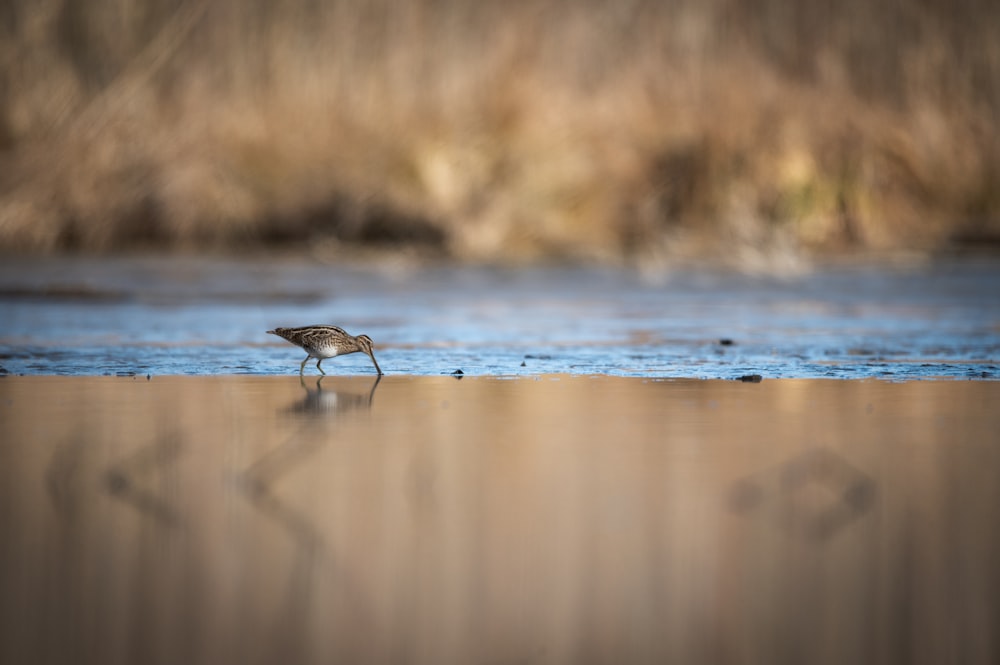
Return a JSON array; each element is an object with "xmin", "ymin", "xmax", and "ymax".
[{"xmin": 267, "ymin": 325, "xmax": 383, "ymax": 375}]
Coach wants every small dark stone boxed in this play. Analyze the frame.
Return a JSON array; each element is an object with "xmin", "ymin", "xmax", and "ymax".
[
  {"xmin": 521, "ymin": 361, "xmax": 526, "ymax": 367},
  {"xmin": 719, "ymin": 338, "xmax": 735, "ymax": 346},
  {"xmin": 738, "ymin": 374, "xmax": 763, "ymax": 383}
]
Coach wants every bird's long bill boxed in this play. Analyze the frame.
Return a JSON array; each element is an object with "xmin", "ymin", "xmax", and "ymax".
[{"xmin": 367, "ymin": 350, "xmax": 383, "ymax": 376}]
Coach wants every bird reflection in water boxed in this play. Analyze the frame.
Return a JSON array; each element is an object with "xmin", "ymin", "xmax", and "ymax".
[
  {"xmin": 240, "ymin": 374, "xmax": 382, "ymax": 551},
  {"xmin": 289, "ymin": 374, "xmax": 382, "ymax": 416}
]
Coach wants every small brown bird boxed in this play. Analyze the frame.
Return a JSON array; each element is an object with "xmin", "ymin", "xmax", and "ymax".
[{"xmin": 267, "ymin": 325, "xmax": 383, "ymax": 376}]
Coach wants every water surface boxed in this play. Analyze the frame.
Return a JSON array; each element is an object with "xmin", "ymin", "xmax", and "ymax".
[
  {"xmin": 1, "ymin": 375, "xmax": 997, "ymax": 664},
  {"xmin": 1, "ymin": 255, "xmax": 997, "ymax": 378}
]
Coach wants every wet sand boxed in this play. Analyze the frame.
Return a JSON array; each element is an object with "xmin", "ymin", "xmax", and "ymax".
[{"xmin": 1, "ymin": 375, "xmax": 998, "ymax": 664}]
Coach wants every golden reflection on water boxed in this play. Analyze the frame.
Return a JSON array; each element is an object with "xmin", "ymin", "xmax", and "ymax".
[{"xmin": 1, "ymin": 376, "xmax": 997, "ymax": 664}]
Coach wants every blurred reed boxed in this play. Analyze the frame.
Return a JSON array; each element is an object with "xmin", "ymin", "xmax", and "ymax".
[
  {"xmin": 1, "ymin": 376, "xmax": 998, "ymax": 664},
  {"xmin": 1, "ymin": 0, "xmax": 998, "ymax": 267}
]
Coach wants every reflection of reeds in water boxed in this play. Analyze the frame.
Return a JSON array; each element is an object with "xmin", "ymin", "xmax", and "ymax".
[
  {"xmin": 729, "ymin": 447, "xmax": 876, "ymax": 542},
  {"xmin": 46, "ymin": 438, "xmax": 87, "ymax": 520},
  {"xmin": 0, "ymin": 377, "xmax": 998, "ymax": 664},
  {"xmin": 103, "ymin": 433, "xmax": 183, "ymax": 527},
  {"xmin": 237, "ymin": 433, "xmax": 326, "ymax": 554},
  {"xmin": 1, "ymin": 0, "xmax": 998, "ymax": 264}
]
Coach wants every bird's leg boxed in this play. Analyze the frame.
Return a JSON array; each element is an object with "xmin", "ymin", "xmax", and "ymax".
[
  {"xmin": 299, "ymin": 355, "xmax": 309, "ymax": 375},
  {"xmin": 316, "ymin": 358, "xmax": 326, "ymax": 375}
]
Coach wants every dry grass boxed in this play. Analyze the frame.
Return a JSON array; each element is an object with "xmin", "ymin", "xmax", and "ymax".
[{"xmin": 1, "ymin": 0, "xmax": 998, "ymax": 268}]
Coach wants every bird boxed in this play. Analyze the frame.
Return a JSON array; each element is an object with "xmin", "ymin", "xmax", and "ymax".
[{"xmin": 267, "ymin": 325, "xmax": 383, "ymax": 376}]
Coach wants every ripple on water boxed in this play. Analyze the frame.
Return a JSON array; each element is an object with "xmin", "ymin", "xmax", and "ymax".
[{"xmin": 0, "ymin": 257, "xmax": 997, "ymax": 379}]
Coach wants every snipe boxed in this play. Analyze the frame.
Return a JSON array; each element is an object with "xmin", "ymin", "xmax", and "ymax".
[{"xmin": 268, "ymin": 325, "xmax": 383, "ymax": 375}]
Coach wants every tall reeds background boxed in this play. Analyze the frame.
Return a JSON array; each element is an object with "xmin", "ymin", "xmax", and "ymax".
[{"xmin": 2, "ymin": 0, "xmax": 998, "ymax": 267}]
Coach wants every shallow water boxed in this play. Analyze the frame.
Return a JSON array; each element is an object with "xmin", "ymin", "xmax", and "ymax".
[
  {"xmin": 1, "ymin": 255, "xmax": 998, "ymax": 379},
  {"xmin": 1, "ymin": 375, "xmax": 997, "ymax": 664}
]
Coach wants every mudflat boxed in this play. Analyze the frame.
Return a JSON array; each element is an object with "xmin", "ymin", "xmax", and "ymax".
[{"xmin": 1, "ymin": 375, "xmax": 998, "ymax": 664}]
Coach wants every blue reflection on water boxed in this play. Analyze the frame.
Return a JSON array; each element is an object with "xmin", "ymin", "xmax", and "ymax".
[{"xmin": 1, "ymin": 256, "xmax": 997, "ymax": 379}]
